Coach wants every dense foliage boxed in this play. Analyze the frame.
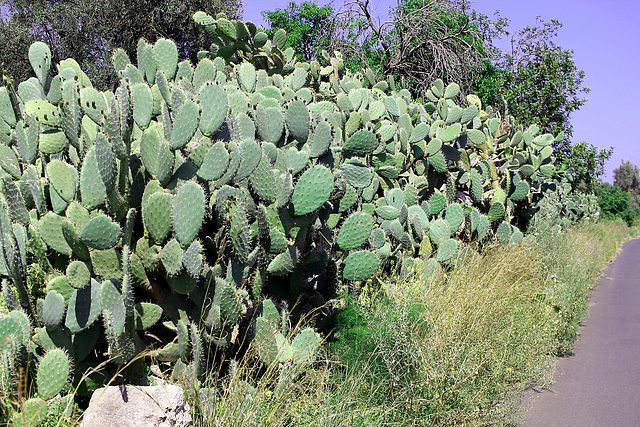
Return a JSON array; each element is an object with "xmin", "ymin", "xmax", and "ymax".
[
  {"xmin": 597, "ymin": 160, "xmax": 640, "ymax": 224},
  {"xmin": 563, "ymin": 141, "xmax": 612, "ymax": 193},
  {"xmin": 597, "ymin": 184, "xmax": 636, "ymax": 225},
  {"xmin": 0, "ymin": 0, "xmax": 243, "ymax": 90},
  {"xmin": 495, "ymin": 19, "xmax": 590, "ymax": 163},
  {"xmin": 262, "ymin": 1, "xmax": 336, "ymax": 62},
  {"xmin": 0, "ymin": 7, "xmax": 608, "ymax": 425}
]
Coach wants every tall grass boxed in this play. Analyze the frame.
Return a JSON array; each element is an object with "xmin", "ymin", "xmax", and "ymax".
[{"xmin": 185, "ymin": 219, "xmax": 630, "ymax": 426}]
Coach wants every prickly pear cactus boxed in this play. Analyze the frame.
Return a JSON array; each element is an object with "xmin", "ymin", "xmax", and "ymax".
[{"xmin": 0, "ymin": 12, "xmax": 581, "ymax": 409}]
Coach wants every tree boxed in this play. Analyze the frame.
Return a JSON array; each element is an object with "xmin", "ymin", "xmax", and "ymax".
[
  {"xmin": 613, "ymin": 160, "xmax": 640, "ymax": 212},
  {"xmin": 485, "ymin": 19, "xmax": 589, "ymax": 162},
  {"xmin": 337, "ymin": 0, "xmax": 507, "ymax": 96},
  {"xmin": 262, "ymin": 1, "xmax": 507, "ymax": 97},
  {"xmin": 613, "ymin": 160, "xmax": 640, "ymax": 193},
  {"xmin": 561, "ymin": 142, "xmax": 612, "ymax": 193},
  {"xmin": 262, "ymin": 2, "xmax": 609, "ymax": 194},
  {"xmin": 262, "ymin": 1, "xmax": 337, "ymax": 62},
  {"xmin": 0, "ymin": 0, "xmax": 243, "ymax": 89},
  {"xmin": 597, "ymin": 184, "xmax": 636, "ymax": 225}
]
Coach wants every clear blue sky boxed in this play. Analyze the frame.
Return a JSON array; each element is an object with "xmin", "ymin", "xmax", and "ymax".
[{"xmin": 243, "ymin": 0, "xmax": 640, "ymax": 183}]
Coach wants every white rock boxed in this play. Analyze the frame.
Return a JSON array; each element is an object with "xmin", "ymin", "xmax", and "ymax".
[{"xmin": 81, "ymin": 384, "xmax": 192, "ymax": 427}]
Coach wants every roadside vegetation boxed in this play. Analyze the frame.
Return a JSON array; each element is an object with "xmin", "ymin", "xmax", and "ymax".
[
  {"xmin": 15, "ymin": 218, "xmax": 631, "ymax": 426},
  {"xmin": 184, "ymin": 219, "xmax": 631, "ymax": 426},
  {"xmin": 0, "ymin": 0, "xmax": 637, "ymax": 426}
]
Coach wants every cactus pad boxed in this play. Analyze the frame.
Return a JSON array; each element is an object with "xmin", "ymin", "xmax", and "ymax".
[
  {"xmin": 35, "ymin": 291, "xmax": 60, "ymax": 330},
  {"xmin": 234, "ymin": 139, "xmax": 262, "ymax": 182},
  {"xmin": 80, "ymin": 145, "xmax": 107, "ymax": 210},
  {"xmin": 342, "ymin": 250, "xmax": 379, "ymax": 281},
  {"xmin": 310, "ymin": 121, "xmax": 332, "ymax": 158},
  {"xmin": 443, "ymin": 82, "xmax": 460, "ymax": 99},
  {"xmin": 254, "ymin": 317, "xmax": 288, "ymax": 366},
  {"xmin": 66, "ymin": 260, "xmax": 91, "ymax": 289},
  {"xmin": 80, "ymin": 214, "xmax": 121, "ymax": 250},
  {"xmin": 267, "ymin": 246, "xmax": 298, "ymax": 276},
  {"xmin": 496, "ymin": 222, "xmax": 512, "ymax": 244},
  {"xmin": 0, "ymin": 87, "xmax": 16, "ymax": 127},
  {"xmin": 340, "ymin": 162, "xmax": 373, "ymax": 188},
  {"xmin": 257, "ymin": 106, "xmax": 285, "ymax": 144},
  {"xmin": 249, "ymin": 149, "xmax": 276, "ymax": 203},
  {"xmin": 375, "ymin": 205, "xmax": 400, "ymax": 221},
  {"xmin": 291, "ymin": 327, "xmax": 322, "ymax": 365},
  {"xmin": 429, "ymin": 152, "xmax": 447, "ymax": 173},
  {"xmin": 198, "ymin": 82, "xmax": 227, "ymax": 136},
  {"xmin": 170, "ymin": 99, "xmax": 199, "ymax": 149},
  {"xmin": 80, "ymin": 87, "xmax": 107, "ymax": 125},
  {"xmin": 291, "ymin": 165, "xmax": 333, "ymax": 216},
  {"xmin": 337, "ymin": 212, "xmax": 373, "ymax": 251},
  {"xmin": 65, "ymin": 278, "xmax": 102, "ymax": 333},
  {"xmin": 167, "ymin": 272, "xmax": 197, "ymax": 294},
  {"xmin": 344, "ymin": 130, "xmax": 378, "ymax": 155},
  {"xmin": 38, "ymin": 129, "xmax": 69, "ymax": 154},
  {"xmin": 466, "ymin": 129, "xmax": 486, "ymax": 146},
  {"xmin": 160, "ymin": 239, "xmax": 184, "ymax": 277},
  {"xmin": 143, "ymin": 191, "xmax": 174, "ymax": 244},
  {"xmin": 46, "ymin": 276, "xmax": 73, "ymax": 304},
  {"xmin": 487, "ymin": 201, "xmax": 505, "ymax": 223},
  {"xmin": 429, "ymin": 219, "xmax": 451, "ymax": 246},
  {"xmin": 286, "ymin": 147, "xmax": 309, "ymax": 176},
  {"xmin": 369, "ymin": 228, "xmax": 387, "ymax": 249},
  {"xmin": 285, "ymin": 99, "xmax": 310, "ymax": 143},
  {"xmin": 509, "ymin": 181, "xmax": 529, "ymax": 201},
  {"xmin": 182, "ymin": 240, "xmax": 203, "ymax": 277},
  {"xmin": 172, "ymin": 181, "xmax": 205, "ymax": 246},
  {"xmin": 100, "ymin": 279, "xmax": 126, "ymax": 334},
  {"xmin": 46, "ymin": 159, "xmax": 76, "ymax": 203},
  {"xmin": 38, "ymin": 212, "xmax": 72, "ymax": 255},
  {"xmin": 153, "ymin": 38, "xmax": 179, "ymax": 80},
  {"xmin": 13, "ymin": 398, "xmax": 48, "ymax": 426},
  {"xmin": 198, "ymin": 141, "xmax": 229, "ymax": 181},
  {"xmin": 215, "ymin": 140, "xmax": 241, "ymax": 187},
  {"xmin": 436, "ymin": 238, "xmax": 458, "ymax": 262},
  {"xmin": 25, "ymin": 99, "xmax": 61, "ymax": 127},
  {"xmin": 428, "ymin": 193, "xmax": 447, "ymax": 215},
  {"xmin": 0, "ymin": 315, "xmax": 21, "ymax": 351},
  {"xmin": 37, "ymin": 348, "xmax": 70, "ymax": 400},
  {"xmin": 133, "ymin": 302, "xmax": 163, "ymax": 330},
  {"xmin": 131, "ymin": 83, "xmax": 153, "ymax": 130},
  {"xmin": 444, "ymin": 203, "xmax": 464, "ymax": 234}
]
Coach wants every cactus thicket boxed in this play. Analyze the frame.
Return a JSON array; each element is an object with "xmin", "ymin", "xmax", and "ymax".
[{"xmin": 0, "ymin": 11, "xmax": 598, "ymax": 411}]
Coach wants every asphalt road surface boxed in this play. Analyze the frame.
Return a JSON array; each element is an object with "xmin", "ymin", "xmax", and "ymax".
[{"xmin": 522, "ymin": 238, "xmax": 640, "ymax": 426}]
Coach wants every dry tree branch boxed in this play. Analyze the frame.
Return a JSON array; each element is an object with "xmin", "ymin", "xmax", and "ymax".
[{"xmin": 337, "ymin": 0, "xmax": 488, "ymax": 97}]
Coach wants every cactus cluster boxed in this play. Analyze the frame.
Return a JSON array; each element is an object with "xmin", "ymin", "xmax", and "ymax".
[{"xmin": 0, "ymin": 12, "xmax": 594, "ymax": 408}]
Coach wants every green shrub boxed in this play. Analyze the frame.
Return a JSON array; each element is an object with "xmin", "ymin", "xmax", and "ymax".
[{"xmin": 598, "ymin": 184, "xmax": 637, "ymax": 225}]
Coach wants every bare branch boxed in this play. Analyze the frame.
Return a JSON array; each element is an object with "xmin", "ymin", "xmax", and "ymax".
[{"xmin": 336, "ymin": 0, "xmax": 495, "ymax": 97}]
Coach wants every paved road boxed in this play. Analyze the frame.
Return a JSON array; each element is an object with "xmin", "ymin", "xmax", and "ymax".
[{"xmin": 522, "ymin": 238, "xmax": 640, "ymax": 426}]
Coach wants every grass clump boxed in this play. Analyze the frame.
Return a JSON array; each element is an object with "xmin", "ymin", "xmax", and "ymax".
[{"xmin": 534, "ymin": 219, "xmax": 629, "ymax": 354}]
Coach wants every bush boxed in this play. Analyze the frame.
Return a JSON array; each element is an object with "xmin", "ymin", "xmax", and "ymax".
[{"xmin": 598, "ymin": 184, "xmax": 637, "ymax": 225}]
